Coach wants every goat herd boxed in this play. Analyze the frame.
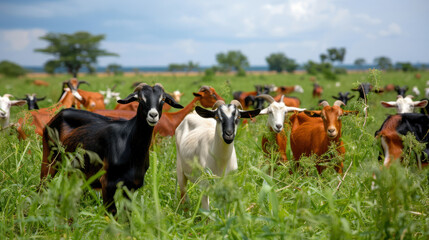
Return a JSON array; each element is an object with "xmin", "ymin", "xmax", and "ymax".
[{"xmin": 1, "ymin": 78, "xmax": 428, "ymax": 214}]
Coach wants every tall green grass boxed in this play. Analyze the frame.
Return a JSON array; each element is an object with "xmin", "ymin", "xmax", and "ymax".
[{"xmin": 0, "ymin": 71, "xmax": 428, "ymax": 239}]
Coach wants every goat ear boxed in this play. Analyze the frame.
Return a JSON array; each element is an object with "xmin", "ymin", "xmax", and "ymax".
[
  {"xmin": 193, "ymin": 92, "xmax": 202, "ymax": 97},
  {"xmin": 259, "ymin": 108, "xmax": 269, "ymax": 115},
  {"xmin": 343, "ymin": 110, "xmax": 359, "ymax": 116},
  {"xmin": 351, "ymin": 88, "xmax": 359, "ymax": 91},
  {"xmin": 304, "ymin": 110, "xmax": 321, "ymax": 117},
  {"xmin": 195, "ymin": 106, "xmax": 216, "ymax": 118},
  {"xmin": 348, "ymin": 95, "xmax": 355, "ymax": 100},
  {"xmin": 10, "ymin": 100, "xmax": 26, "ymax": 107},
  {"xmin": 37, "ymin": 96, "xmax": 46, "ymax": 101},
  {"xmin": 381, "ymin": 101, "xmax": 397, "ymax": 108},
  {"xmin": 332, "ymin": 96, "xmax": 339, "ymax": 100},
  {"xmin": 117, "ymin": 93, "xmax": 138, "ymax": 104},
  {"xmin": 164, "ymin": 93, "xmax": 184, "ymax": 109},
  {"xmin": 413, "ymin": 100, "xmax": 428, "ymax": 108},
  {"xmin": 239, "ymin": 109, "xmax": 261, "ymax": 118},
  {"xmin": 372, "ymin": 88, "xmax": 384, "ymax": 93}
]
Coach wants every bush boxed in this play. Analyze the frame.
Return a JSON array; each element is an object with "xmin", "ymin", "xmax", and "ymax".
[{"xmin": 0, "ymin": 61, "xmax": 27, "ymax": 77}]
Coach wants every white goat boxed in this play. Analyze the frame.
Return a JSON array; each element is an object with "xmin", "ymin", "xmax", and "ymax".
[
  {"xmin": 412, "ymin": 86, "xmax": 420, "ymax": 97},
  {"xmin": 99, "ymin": 87, "xmax": 120, "ymax": 105},
  {"xmin": 175, "ymin": 100, "xmax": 260, "ymax": 210},
  {"xmin": 0, "ymin": 94, "xmax": 26, "ymax": 129},
  {"xmin": 171, "ymin": 90, "xmax": 184, "ymax": 102},
  {"xmin": 381, "ymin": 95, "xmax": 428, "ymax": 114}
]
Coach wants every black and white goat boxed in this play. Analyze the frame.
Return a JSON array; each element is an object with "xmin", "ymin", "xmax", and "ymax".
[
  {"xmin": 20, "ymin": 94, "xmax": 46, "ymax": 110},
  {"xmin": 41, "ymin": 83, "xmax": 183, "ymax": 213},
  {"xmin": 332, "ymin": 92, "xmax": 355, "ymax": 105},
  {"xmin": 0, "ymin": 94, "xmax": 26, "ymax": 129},
  {"xmin": 175, "ymin": 100, "xmax": 260, "ymax": 210}
]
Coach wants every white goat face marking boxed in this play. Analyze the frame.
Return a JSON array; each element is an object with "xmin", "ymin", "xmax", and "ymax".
[
  {"xmin": 71, "ymin": 90, "xmax": 83, "ymax": 101},
  {"xmin": 146, "ymin": 108, "xmax": 159, "ymax": 126},
  {"xmin": 28, "ymin": 95, "xmax": 35, "ymax": 101},
  {"xmin": 158, "ymin": 94, "xmax": 163, "ymax": 103},
  {"xmin": 268, "ymin": 102, "xmax": 286, "ymax": 133},
  {"xmin": 0, "ymin": 97, "xmax": 11, "ymax": 118}
]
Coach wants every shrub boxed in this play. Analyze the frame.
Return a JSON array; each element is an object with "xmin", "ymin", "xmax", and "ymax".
[{"xmin": 0, "ymin": 60, "xmax": 27, "ymax": 77}]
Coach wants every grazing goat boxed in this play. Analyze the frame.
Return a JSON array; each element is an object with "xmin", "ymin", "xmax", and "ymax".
[
  {"xmin": 352, "ymin": 83, "xmax": 383, "ymax": 101},
  {"xmin": 33, "ymin": 79, "xmax": 50, "ymax": 86},
  {"xmin": 0, "ymin": 94, "xmax": 26, "ymax": 129},
  {"xmin": 381, "ymin": 95, "xmax": 428, "ymax": 114},
  {"xmin": 332, "ymin": 92, "xmax": 355, "ymax": 105},
  {"xmin": 257, "ymin": 94, "xmax": 305, "ymax": 162},
  {"xmin": 233, "ymin": 85, "xmax": 269, "ymax": 109},
  {"xmin": 312, "ymin": 83, "xmax": 323, "ymax": 98},
  {"xmin": 176, "ymin": 100, "xmax": 260, "ymax": 210},
  {"xmin": 99, "ymin": 85, "xmax": 120, "ymax": 105},
  {"xmin": 275, "ymin": 85, "xmax": 304, "ymax": 95},
  {"xmin": 375, "ymin": 113, "xmax": 429, "ymax": 168},
  {"xmin": 289, "ymin": 101, "xmax": 357, "ymax": 174},
  {"xmin": 41, "ymin": 83, "xmax": 183, "ymax": 213},
  {"xmin": 19, "ymin": 94, "xmax": 46, "ymax": 110},
  {"xmin": 395, "ymin": 85, "xmax": 408, "ymax": 97}
]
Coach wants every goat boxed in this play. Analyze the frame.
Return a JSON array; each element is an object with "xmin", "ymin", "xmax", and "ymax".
[
  {"xmin": 332, "ymin": 92, "xmax": 355, "ymax": 105},
  {"xmin": 33, "ymin": 79, "xmax": 50, "ymax": 86},
  {"xmin": 41, "ymin": 83, "xmax": 184, "ymax": 213},
  {"xmin": 19, "ymin": 94, "xmax": 46, "ymax": 110},
  {"xmin": 256, "ymin": 94, "xmax": 305, "ymax": 162},
  {"xmin": 60, "ymin": 78, "xmax": 105, "ymax": 111},
  {"xmin": 312, "ymin": 83, "xmax": 323, "ymax": 98},
  {"xmin": 233, "ymin": 85, "xmax": 269, "ymax": 109},
  {"xmin": 384, "ymin": 84, "xmax": 395, "ymax": 92},
  {"xmin": 395, "ymin": 85, "xmax": 408, "ymax": 97},
  {"xmin": 412, "ymin": 86, "xmax": 420, "ymax": 97},
  {"xmin": 275, "ymin": 85, "xmax": 304, "ymax": 95},
  {"xmin": 375, "ymin": 113, "xmax": 429, "ymax": 168},
  {"xmin": 175, "ymin": 100, "xmax": 260, "ymax": 210},
  {"xmin": 289, "ymin": 101, "xmax": 357, "ymax": 174},
  {"xmin": 352, "ymin": 83, "xmax": 383, "ymax": 101},
  {"xmin": 0, "ymin": 94, "xmax": 26, "ymax": 129},
  {"xmin": 99, "ymin": 85, "xmax": 120, "ymax": 105},
  {"xmin": 273, "ymin": 94, "xmax": 301, "ymax": 107},
  {"xmin": 381, "ymin": 95, "xmax": 428, "ymax": 114},
  {"xmin": 16, "ymin": 88, "xmax": 84, "ymax": 139}
]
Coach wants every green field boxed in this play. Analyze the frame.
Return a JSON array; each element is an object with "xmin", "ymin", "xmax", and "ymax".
[{"xmin": 1, "ymin": 71, "xmax": 428, "ymax": 239}]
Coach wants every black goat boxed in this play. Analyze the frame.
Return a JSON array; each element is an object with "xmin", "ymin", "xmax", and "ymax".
[
  {"xmin": 20, "ymin": 94, "xmax": 45, "ymax": 110},
  {"xmin": 41, "ymin": 83, "xmax": 183, "ymax": 213},
  {"xmin": 332, "ymin": 92, "xmax": 355, "ymax": 105},
  {"xmin": 395, "ymin": 85, "xmax": 408, "ymax": 97},
  {"xmin": 351, "ymin": 82, "xmax": 383, "ymax": 101},
  {"xmin": 244, "ymin": 85, "xmax": 270, "ymax": 109}
]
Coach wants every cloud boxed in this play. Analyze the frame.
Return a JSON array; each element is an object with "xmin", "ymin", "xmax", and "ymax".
[
  {"xmin": 1, "ymin": 29, "xmax": 46, "ymax": 50},
  {"xmin": 379, "ymin": 23, "xmax": 402, "ymax": 37}
]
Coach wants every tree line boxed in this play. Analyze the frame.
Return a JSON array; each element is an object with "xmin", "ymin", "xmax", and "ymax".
[{"xmin": 0, "ymin": 31, "xmax": 425, "ymax": 78}]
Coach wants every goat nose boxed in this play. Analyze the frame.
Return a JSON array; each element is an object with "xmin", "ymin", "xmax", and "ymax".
[
  {"xmin": 276, "ymin": 124, "xmax": 283, "ymax": 130},
  {"xmin": 328, "ymin": 128, "xmax": 335, "ymax": 133},
  {"xmin": 225, "ymin": 130, "xmax": 233, "ymax": 136},
  {"xmin": 149, "ymin": 112, "xmax": 158, "ymax": 118}
]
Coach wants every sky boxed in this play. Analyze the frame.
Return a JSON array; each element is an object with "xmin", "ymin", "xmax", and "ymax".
[{"xmin": 0, "ymin": 0, "xmax": 428, "ymax": 67}]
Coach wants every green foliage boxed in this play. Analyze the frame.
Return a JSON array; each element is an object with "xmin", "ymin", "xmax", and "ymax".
[
  {"xmin": 106, "ymin": 63, "xmax": 123, "ymax": 76},
  {"xmin": 354, "ymin": 58, "xmax": 366, "ymax": 66},
  {"xmin": 265, "ymin": 53, "xmax": 299, "ymax": 73},
  {"xmin": 374, "ymin": 56, "xmax": 393, "ymax": 71},
  {"xmin": 35, "ymin": 31, "xmax": 118, "ymax": 76},
  {"xmin": 395, "ymin": 62, "xmax": 417, "ymax": 72},
  {"xmin": 168, "ymin": 63, "xmax": 187, "ymax": 72},
  {"xmin": 1, "ymin": 71, "xmax": 428, "ymax": 239},
  {"xmin": 0, "ymin": 60, "xmax": 27, "ymax": 77},
  {"xmin": 304, "ymin": 61, "xmax": 337, "ymax": 80},
  {"xmin": 216, "ymin": 50, "xmax": 249, "ymax": 76},
  {"xmin": 324, "ymin": 47, "xmax": 346, "ymax": 64}
]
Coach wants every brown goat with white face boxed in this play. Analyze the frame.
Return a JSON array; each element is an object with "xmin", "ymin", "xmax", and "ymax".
[{"xmin": 289, "ymin": 101, "xmax": 358, "ymax": 174}]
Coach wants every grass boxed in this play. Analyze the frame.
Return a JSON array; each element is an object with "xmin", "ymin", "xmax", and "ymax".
[{"xmin": 0, "ymin": 70, "xmax": 428, "ymax": 239}]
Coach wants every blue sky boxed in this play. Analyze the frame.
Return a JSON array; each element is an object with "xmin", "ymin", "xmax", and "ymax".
[{"xmin": 0, "ymin": 0, "xmax": 428, "ymax": 66}]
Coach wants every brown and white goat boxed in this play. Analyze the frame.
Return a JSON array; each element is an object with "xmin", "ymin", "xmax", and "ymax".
[{"xmin": 289, "ymin": 101, "xmax": 357, "ymax": 174}]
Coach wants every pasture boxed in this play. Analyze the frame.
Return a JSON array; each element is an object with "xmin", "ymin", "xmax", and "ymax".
[{"xmin": 0, "ymin": 70, "xmax": 428, "ymax": 239}]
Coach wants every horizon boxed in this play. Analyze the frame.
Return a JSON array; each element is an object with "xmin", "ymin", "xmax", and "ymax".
[{"xmin": 1, "ymin": 0, "xmax": 428, "ymax": 67}]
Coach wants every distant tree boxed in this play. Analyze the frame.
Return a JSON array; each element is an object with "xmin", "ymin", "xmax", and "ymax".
[
  {"xmin": 374, "ymin": 56, "xmax": 393, "ymax": 70},
  {"xmin": 337, "ymin": 47, "xmax": 346, "ymax": 64},
  {"xmin": 303, "ymin": 60, "xmax": 337, "ymax": 80},
  {"xmin": 354, "ymin": 58, "xmax": 366, "ymax": 66},
  {"xmin": 186, "ymin": 61, "xmax": 199, "ymax": 73},
  {"xmin": 320, "ymin": 54, "xmax": 328, "ymax": 63},
  {"xmin": 216, "ymin": 50, "xmax": 249, "ymax": 76},
  {"xmin": 266, "ymin": 53, "xmax": 299, "ymax": 73},
  {"xmin": 324, "ymin": 47, "xmax": 346, "ymax": 64},
  {"xmin": 106, "ymin": 63, "xmax": 123, "ymax": 76},
  {"xmin": 395, "ymin": 62, "xmax": 416, "ymax": 72},
  {"xmin": 303, "ymin": 60, "xmax": 320, "ymax": 75},
  {"xmin": 35, "ymin": 31, "xmax": 118, "ymax": 76},
  {"xmin": 168, "ymin": 63, "xmax": 187, "ymax": 72},
  {"xmin": 0, "ymin": 61, "xmax": 27, "ymax": 77}
]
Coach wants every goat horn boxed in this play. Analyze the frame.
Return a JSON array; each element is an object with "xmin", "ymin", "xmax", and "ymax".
[
  {"xmin": 255, "ymin": 94, "xmax": 275, "ymax": 104},
  {"xmin": 199, "ymin": 85, "xmax": 211, "ymax": 92},
  {"xmin": 134, "ymin": 83, "xmax": 149, "ymax": 92},
  {"xmin": 280, "ymin": 95, "xmax": 285, "ymax": 103},
  {"xmin": 154, "ymin": 83, "xmax": 164, "ymax": 90},
  {"xmin": 333, "ymin": 100, "xmax": 345, "ymax": 107},
  {"xmin": 111, "ymin": 84, "xmax": 117, "ymax": 91},
  {"xmin": 230, "ymin": 100, "xmax": 243, "ymax": 110},
  {"xmin": 212, "ymin": 100, "xmax": 225, "ymax": 110},
  {"xmin": 396, "ymin": 95, "xmax": 403, "ymax": 99},
  {"xmin": 3, "ymin": 94, "xmax": 13, "ymax": 98},
  {"xmin": 319, "ymin": 101, "xmax": 330, "ymax": 107}
]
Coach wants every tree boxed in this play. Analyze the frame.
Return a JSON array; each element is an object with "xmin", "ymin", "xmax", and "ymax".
[
  {"xmin": 168, "ymin": 63, "xmax": 187, "ymax": 72},
  {"xmin": 186, "ymin": 61, "xmax": 199, "ymax": 73},
  {"xmin": 320, "ymin": 54, "xmax": 328, "ymax": 63},
  {"xmin": 325, "ymin": 47, "xmax": 346, "ymax": 64},
  {"xmin": 374, "ymin": 56, "xmax": 393, "ymax": 71},
  {"xmin": 216, "ymin": 50, "xmax": 249, "ymax": 76},
  {"xmin": 354, "ymin": 58, "xmax": 366, "ymax": 66},
  {"xmin": 395, "ymin": 62, "xmax": 416, "ymax": 72},
  {"xmin": 266, "ymin": 53, "xmax": 299, "ymax": 73},
  {"xmin": 35, "ymin": 31, "xmax": 118, "ymax": 76},
  {"xmin": 0, "ymin": 61, "xmax": 27, "ymax": 77},
  {"xmin": 106, "ymin": 63, "xmax": 123, "ymax": 76}
]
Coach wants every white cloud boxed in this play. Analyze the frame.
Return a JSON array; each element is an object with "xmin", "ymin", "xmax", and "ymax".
[
  {"xmin": 379, "ymin": 23, "xmax": 402, "ymax": 37},
  {"xmin": 2, "ymin": 29, "xmax": 46, "ymax": 50}
]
